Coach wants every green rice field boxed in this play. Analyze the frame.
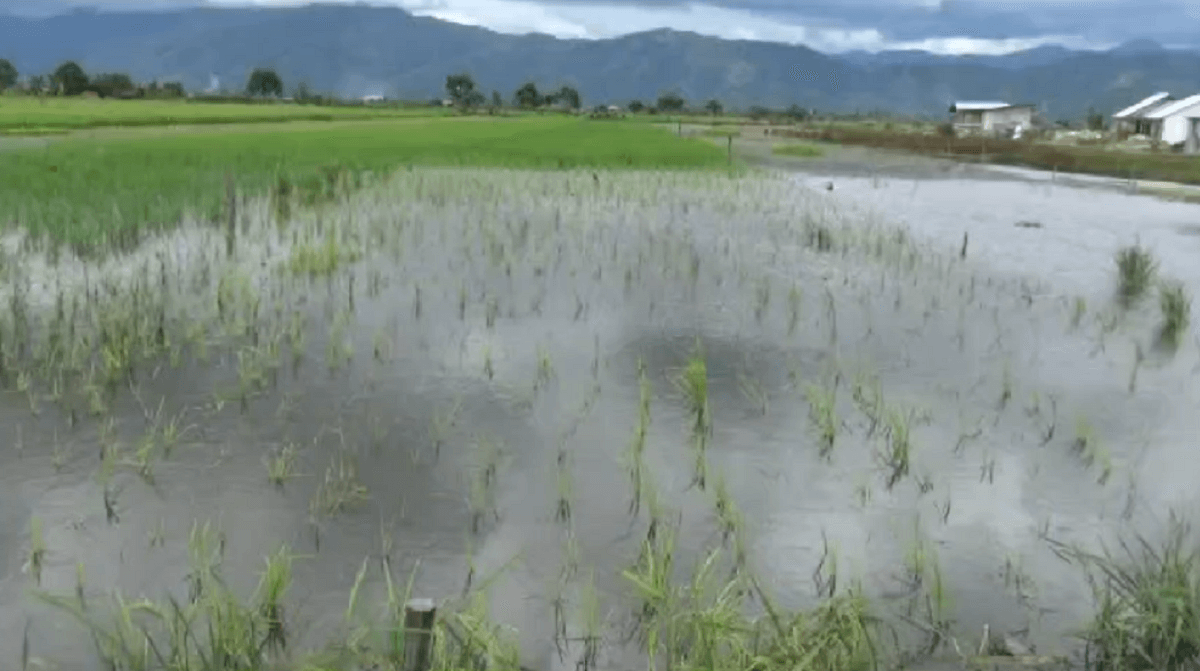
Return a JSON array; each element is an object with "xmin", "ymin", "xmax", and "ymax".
[
  {"xmin": 0, "ymin": 115, "xmax": 737, "ymax": 251},
  {"xmin": 0, "ymin": 96, "xmax": 447, "ymax": 132}
]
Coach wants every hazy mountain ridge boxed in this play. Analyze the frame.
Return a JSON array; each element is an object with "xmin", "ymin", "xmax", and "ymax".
[{"xmin": 0, "ymin": 4, "xmax": 1197, "ymax": 118}]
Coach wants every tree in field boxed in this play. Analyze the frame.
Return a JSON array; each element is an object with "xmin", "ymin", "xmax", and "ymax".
[
  {"xmin": 0, "ymin": 59, "xmax": 16, "ymax": 91},
  {"xmin": 52, "ymin": 61, "xmax": 89, "ymax": 95},
  {"xmin": 491, "ymin": 90, "xmax": 502, "ymax": 108},
  {"xmin": 786, "ymin": 103, "xmax": 808, "ymax": 120},
  {"xmin": 28, "ymin": 74, "xmax": 45, "ymax": 94},
  {"xmin": 554, "ymin": 85, "xmax": 581, "ymax": 110},
  {"xmin": 445, "ymin": 72, "xmax": 479, "ymax": 108},
  {"xmin": 627, "ymin": 99, "xmax": 645, "ymax": 113},
  {"xmin": 90, "ymin": 72, "xmax": 135, "ymax": 98},
  {"xmin": 514, "ymin": 81, "xmax": 541, "ymax": 108},
  {"xmin": 657, "ymin": 91, "xmax": 685, "ymax": 112},
  {"xmin": 246, "ymin": 68, "xmax": 283, "ymax": 97},
  {"xmin": 705, "ymin": 99, "xmax": 722, "ymax": 115}
]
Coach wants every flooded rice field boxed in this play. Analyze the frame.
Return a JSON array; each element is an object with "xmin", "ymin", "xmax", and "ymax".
[{"xmin": 0, "ymin": 163, "xmax": 1198, "ymax": 670}]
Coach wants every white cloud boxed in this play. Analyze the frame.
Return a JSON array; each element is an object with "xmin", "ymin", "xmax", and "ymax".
[{"xmin": 206, "ymin": 0, "xmax": 1115, "ymax": 54}]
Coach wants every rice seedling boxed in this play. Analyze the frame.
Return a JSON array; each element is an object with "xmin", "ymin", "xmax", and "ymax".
[
  {"xmin": 554, "ymin": 445, "xmax": 574, "ymax": 528},
  {"xmin": 787, "ymin": 283, "xmax": 803, "ymax": 336},
  {"xmin": 1114, "ymin": 243, "xmax": 1159, "ymax": 309},
  {"xmin": 852, "ymin": 371, "xmax": 885, "ymax": 437},
  {"xmin": 881, "ymin": 407, "xmax": 914, "ymax": 490},
  {"xmin": 311, "ymin": 442, "xmax": 370, "ymax": 518},
  {"xmin": 1157, "ymin": 279, "xmax": 1191, "ymax": 352},
  {"xmin": 469, "ymin": 435, "xmax": 504, "ymax": 534},
  {"xmin": 736, "ymin": 370, "xmax": 769, "ymax": 416},
  {"xmin": 806, "ymin": 381, "xmax": 839, "ymax": 459},
  {"xmin": 264, "ymin": 441, "xmax": 299, "ymax": 488},
  {"xmin": 1071, "ymin": 415, "xmax": 1113, "ymax": 485},
  {"xmin": 1070, "ymin": 296, "xmax": 1088, "ymax": 330},
  {"xmin": 674, "ymin": 345, "xmax": 710, "ymax": 437},
  {"xmin": 1047, "ymin": 514, "xmax": 1200, "ymax": 671},
  {"xmin": 22, "ymin": 517, "xmax": 46, "ymax": 586}
]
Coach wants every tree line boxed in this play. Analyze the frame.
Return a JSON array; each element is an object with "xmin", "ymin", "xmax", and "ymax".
[
  {"xmin": 443, "ymin": 71, "xmax": 740, "ymax": 116},
  {"xmin": 0, "ymin": 59, "xmax": 186, "ymax": 98},
  {"xmin": 0, "ymin": 57, "xmax": 816, "ymax": 118}
]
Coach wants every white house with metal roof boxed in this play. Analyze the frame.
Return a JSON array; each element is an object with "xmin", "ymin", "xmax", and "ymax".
[
  {"xmin": 1112, "ymin": 92, "xmax": 1172, "ymax": 135},
  {"xmin": 1143, "ymin": 93, "xmax": 1200, "ymax": 147},
  {"xmin": 949, "ymin": 101, "xmax": 1035, "ymax": 136}
]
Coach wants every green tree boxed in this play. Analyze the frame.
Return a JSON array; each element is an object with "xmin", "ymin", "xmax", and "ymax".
[
  {"xmin": 554, "ymin": 85, "xmax": 581, "ymax": 110},
  {"xmin": 245, "ymin": 68, "xmax": 283, "ymax": 97},
  {"xmin": 445, "ymin": 72, "xmax": 478, "ymax": 108},
  {"xmin": 657, "ymin": 91, "xmax": 685, "ymax": 112},
  {"xmin": 627, "ymin": 99, "xmax": 645, "ymax": 113},
  {"xmin": 28, "ymin": 74, "xmax": 45, "ymax": 94},
  {"xmin": 90, "ymin": 72, "xmax": 135, "ymax": 98},
  {"xmin": 514, "ymin": 81, "xmax": 541, "ymax": 108},
  {"xmin": 786, "ymin": 104, "xmax": 808, "ymax": 120},
  {"xmin": 491, "ymin": 90, "xmax": 502, "ymax": 108},
  {"xmin": 52, "ymin": 61, "xmax": 89, "ymax": 95},
  {"xmin": 0, "ymin": 59, "xmax": 16, "ymax": 91},
  {"xmin": 705, "ymin": 98, "xmax": 722, "ymax": 115}
]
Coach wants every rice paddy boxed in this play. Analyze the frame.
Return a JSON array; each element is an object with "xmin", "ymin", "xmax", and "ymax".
[
  {"xmin": 0, "ymin": 110, "xmax": 1197, "ymax": 671},
  {"xmin": 0, "ymin": 96, "xmax": 444, "ymax": 132}
]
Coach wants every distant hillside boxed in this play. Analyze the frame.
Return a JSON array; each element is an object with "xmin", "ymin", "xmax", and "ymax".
[{"xmin": 2, "ymin": 5, "xmax": 1199, "ymax": 119}]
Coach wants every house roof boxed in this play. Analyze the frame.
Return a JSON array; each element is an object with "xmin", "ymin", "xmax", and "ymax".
[
  {"xmin": 1113, "ymin": 92, "xmax": 1171, "ymax": 118},
  {"xmin": 950, "ymin": 101, "xmax": 1010, "ymax": 111},
  {"xmin": 1145, "ymin": 93, "xmax": 1200, "ymax": 119}
]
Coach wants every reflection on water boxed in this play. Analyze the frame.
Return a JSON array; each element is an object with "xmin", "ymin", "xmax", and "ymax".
[{"xmin": 0, "ymin": 166, "xmax": 1197, "ymax": 668}]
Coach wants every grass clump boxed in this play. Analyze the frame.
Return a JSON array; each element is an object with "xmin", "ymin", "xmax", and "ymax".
[
  {"xmin": 1049, "ymin": 516, "xmax": 1200, "ymax": 671},
  {"xmin": 773, "ymin": 142, "xmax": 825, "ymax": 158},
  {"xmin": 1115, "ymin": 244, "xmax": 1159, "ymax": 309},
  {"xmin": 1157, "ymin": 280, "xmax": 1191, "ymax": 351}
]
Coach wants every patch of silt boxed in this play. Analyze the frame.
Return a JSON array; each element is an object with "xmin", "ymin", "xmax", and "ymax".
[{"xmin": 0, "ymin": 166, "xmax": 1196, "ymax": 670}]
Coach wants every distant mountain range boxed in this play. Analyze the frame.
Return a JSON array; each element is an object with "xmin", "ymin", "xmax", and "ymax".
[{"xmin": 1, "ymin": 4, "xmax": 1199, "ymax": 119}]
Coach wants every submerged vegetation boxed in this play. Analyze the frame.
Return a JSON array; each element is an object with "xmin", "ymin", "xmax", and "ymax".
[{"xmin": 0, "ymin": 108, "xmax": 1194, "ymax": 671}]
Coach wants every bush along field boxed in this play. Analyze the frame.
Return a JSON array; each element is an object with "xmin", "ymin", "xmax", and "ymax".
[{"xmin": 0, "ymin": 117, "xmax": 1198, "ymax": 671}]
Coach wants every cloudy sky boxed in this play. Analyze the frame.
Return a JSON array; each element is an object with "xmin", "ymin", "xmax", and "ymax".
[{"xmin": 10, "ymin": 0, "xmax": 1200, "ymax": 54}]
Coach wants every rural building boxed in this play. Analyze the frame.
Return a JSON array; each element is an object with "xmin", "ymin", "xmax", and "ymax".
[
  {"xmin": 1112, "ymin": 92, "xmax": 1172, "ymax": 135},
  {"xmin": 1142, "ymin": 93, "xmax": 1200, "ymax": 147},
  {"xmin": 949, "ymin": 101, "xmax": 1035, "ymax": 137}
]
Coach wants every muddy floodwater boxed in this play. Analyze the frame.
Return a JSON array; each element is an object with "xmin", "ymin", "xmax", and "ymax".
[{"xmin": 0, "ymin": 161, "xmax": 1198, "ymax": 670}]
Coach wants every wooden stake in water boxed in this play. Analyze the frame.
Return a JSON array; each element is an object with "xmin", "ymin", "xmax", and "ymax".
[
  {"xmin": 404, "ymin": 599, "xmax": 437, "ymax": 671},
  {"xmin": 225, "ymin": 172, "xmax": 237, "ymax": 259}
]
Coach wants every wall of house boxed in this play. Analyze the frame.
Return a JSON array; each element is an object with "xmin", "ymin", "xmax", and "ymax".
[
  {"xmin": 953, "ymin": 110, "xmax": 984, "ymax": 126},
  {"xmin": 981, "ymin": 107, "xmax": 1033, "ymax": 133},
  {"xmin": 1163, "ymin": 115, "xmax": 1190, "ymax": 144},
  {"xmin": 1187, "ymin": 118, "xmax": 1200, "ymax": 154}
]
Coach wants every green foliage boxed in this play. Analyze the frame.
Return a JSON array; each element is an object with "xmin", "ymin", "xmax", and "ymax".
[
  {"xmin": 514, "ymin": 81, "xmax": 542, "ymax": 108},
  {"xmin": 1157, "ymin": 280, "xmax": 1191, "ymax": 351},
  {"xmin": 0, "ymin": 116, "xmax": 735, "ymax": 251},
  {"xmin": 89, "ymin": 72, "xmax": 137, "ymax": 98},
  {"xmin": 705, "ymin": 99, "xmax": 723, "ymax": 115},
  {"xmin": 773, "ymin": 142, "xmax": 824, "ymax": 158},
  {"xmin": 445, "ymin": 72, "xmax": 481, "ymax": 108},
  {"xmin": 0, "ymin": 97, "xmax": 431, "ymax": 132},
  {"xmin": 657, "ymin": 91, "xmax": 686, "ymax": 112},
  {"xmin": 1115, "ymin": 244, "xmax": 1158, "ymax": 309},
  {"xmin": 0, "ymin": 58, "xmax": 16, "ymax": 90},
  {"xmin": 1050, "ymin": 518, "xmax": 1200, "ymax": 671},
  {"xmin": 52, "ymin": 60, "xmax": 89, "ymax": 95},
  {"xmin": 246, "ymin": 68, "xmax": 284, "ymax": 98}
]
